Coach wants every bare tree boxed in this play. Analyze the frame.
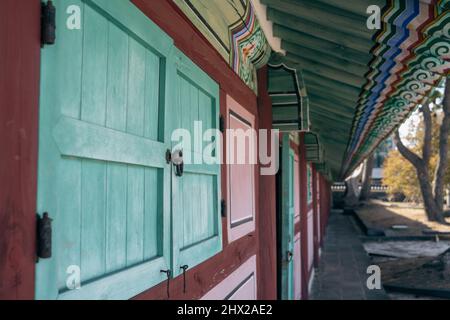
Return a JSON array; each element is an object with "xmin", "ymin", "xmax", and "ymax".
[
  {"xmin": 344, "ymin": 162, "xmax": 363, "ymax": 207},
  {"xmin": 393, "ymin": 79, "xmax": 450, "ymax": 223}
]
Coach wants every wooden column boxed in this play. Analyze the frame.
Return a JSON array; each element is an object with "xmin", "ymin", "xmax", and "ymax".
[
  {"xmin": 0, "ymin": 0, "xmax": 41, "ymax": 299},
  {"xmin": 319, "ymin": 175, "xmax": 326, "ymax": 245},
  {"xmin": 256, "ymin": 66, "xmax": 277, "ymax": 300},
  {"xmin": 298, "ymin": 132, "xmax": 309, "ymax": 299},
  {"xmin": 312, "ymin": 166, "xmax": 319, "ymax": 268}
]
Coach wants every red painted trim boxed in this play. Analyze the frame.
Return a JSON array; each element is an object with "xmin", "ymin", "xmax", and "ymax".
[
  {"xmin": 0, "ymin": 0, "xmax": 41, "ymax": 299},
  {"xmin": 129, "ymin": 0, "xmax": 261, "ymax": 300},
  {"xmin": 294, "ymin": 221, "xmax": 301, "ymax": 235},
  {"xmin": 135, "ymin": 235, "xmax": 257, "ymax": 300},
  {"xmin": 256, "ymin": 66, "xmax": 277, "ymax": 300},
  {"xmin": 289, "ymin": 140, "xmax": 299, "ymax": 153},
  {"xmin": 318, "ymin": 175, "xmax": 331, "ymax": 245},
  {"xmin": 298, "ymin": 133, "xmax": 309, "ymax": 299}
]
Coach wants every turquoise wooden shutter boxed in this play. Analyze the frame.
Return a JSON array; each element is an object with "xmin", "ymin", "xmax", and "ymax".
[
  {"xmin": 280, "ymin": 135, "xmax": 295, "ymax": 300},
  {"xmin": 36, "ymin": 0, "xmax": 174, "ymax": 299},
  {"xmin": 170, "ymin": 49, "xmax": 222, "ymax": 277}
]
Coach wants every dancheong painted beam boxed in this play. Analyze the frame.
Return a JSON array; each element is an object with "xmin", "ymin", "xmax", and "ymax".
[{"xmin": 260, "ymin": 0, "xmax": 449, "ymax": 180}]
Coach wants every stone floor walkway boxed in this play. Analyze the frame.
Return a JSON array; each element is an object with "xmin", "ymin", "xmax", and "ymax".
[{"xmin": 310, "ymin": 209, "xmax": 389, "ymax": 300}]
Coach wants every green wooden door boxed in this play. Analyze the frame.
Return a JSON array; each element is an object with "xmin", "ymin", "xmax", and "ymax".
[
  {"xmin": 37, "ymin": 0, "xmax": 222, "ymax": 300},
  {"xmin": 280, "ymin": 134, "xmax": 295, "ymax": 300},
  {"xmin": 170, "ymin": 49, "xmax": 222, "ymax": 277},
  {"xmin": 36, "ymin": 0, "xmax": 174, "ymax": 299}
]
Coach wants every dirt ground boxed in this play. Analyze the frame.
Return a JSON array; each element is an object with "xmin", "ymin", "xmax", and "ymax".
[
  {"xmin": 356, "ymin": 200, "xmax": 450, "ymax": 237},
  {"xmin": 355, "ymin": 200, "xmax": 450, "ymax": 299}
]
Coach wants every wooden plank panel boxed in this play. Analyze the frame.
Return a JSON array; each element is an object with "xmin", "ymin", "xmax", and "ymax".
[
  {"xmin": 126, "ymin": 39, "xmax": 146, "ymax": 136},
  {"xmin": 199, "ymin": 89, "xmax": 213, "ymax": 153},
  {"xmin": 81, "ymin": 160, "xmax": 107, "ymax": 281},
  {"xmin": 144, "ymin": 52, "xmax": 161, "ymax": 140},
  {"xmin": 81, "ymin": 5, "xmax": 108, "ymax": 125},
  {"xmin": 143, "ymin": 168, "xmax": 159, "ymax": 259},
  {"xmin": 59, "ymin": 256, "xmax": 168, "ymax": 300},
  {"xmin": 56, "ymin": 159, "xmax": 82, "ymax": 290},
  {"xmin": 60, "ymin": 0, "xmax": 84, "ymax": 118},
  {"xmin": 51, "ymin": 0, "xmax": 85, "ymax": 292},
  {"xmin": 182, "ymin": 174, "xmax": 194, "ymax": 247},
  {"xmin": 126, "ymin": 166, "xmax": 145, "ymax": 266},
  {"xmin": 106, "ymin": 23, "xmax": 129, "ymax": 131},
  {"xmin": 105, "ymin": 163, "xmax": 127, "ymax": 272}
]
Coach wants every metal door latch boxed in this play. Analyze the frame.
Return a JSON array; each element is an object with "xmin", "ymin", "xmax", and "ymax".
[
  {"xmin": 287, "ymin": 250, "xmax": 293, "ymax": 262},
  {"xmin": 172, "ymin": 150, "xmax": 184, "ymax": 177}
]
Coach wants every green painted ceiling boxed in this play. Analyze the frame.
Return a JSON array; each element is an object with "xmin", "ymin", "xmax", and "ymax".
[
  {"xmin": 263, "ymin": 0, "xmax": 382, "ymax": 180},
  {"xmin": 262, "ymin": 0, "xmax": 450, "ymax": 180}
]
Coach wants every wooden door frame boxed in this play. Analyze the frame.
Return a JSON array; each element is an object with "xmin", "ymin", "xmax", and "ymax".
[
  {"xmin": 0, "ymin": 0, "xmax": 41, "ymax": 299},
  {"xmin": 276, "ymin": 134, "xmax": 295, "ymax": 300}
]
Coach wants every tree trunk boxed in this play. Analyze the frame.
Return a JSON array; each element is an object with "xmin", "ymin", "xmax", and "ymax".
[
  {"xmin": 433, "ymin": 80, "xmax": 450, "ymax": 213},
  {"xmin": 344, "ymin": 163, "xmax": 363, "ymax": 207},
  {"xmin": 359, "ymin": 153, "xmax": 374, "ymax": 201},
  {"xmin": 416, "ymin": 164, "xmax": 443, "ymax": 222},
  {"xmin": 394, "ymin": 129, "xmax": 445, "ymax": 223}
]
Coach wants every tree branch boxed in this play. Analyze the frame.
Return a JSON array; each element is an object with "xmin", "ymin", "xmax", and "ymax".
[
  {"xmin": 433, "ymin": 78, "xmax": 450, "ymax": 211},
  {"xmin": 393, "ymin": 130, "xmax": 424, "ymax": 169},
  {"xmin": 421, "ymin": 103, "xmax": 433, "ymax": 164}
]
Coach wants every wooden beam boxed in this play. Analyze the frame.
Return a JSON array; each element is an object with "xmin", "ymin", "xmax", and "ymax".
[
  {"xmin": 270, "ymin": 94, "xmax": 298, "ymax": 105},
  {"xmin": 312, "ymin": 124, "xmax": 350, "ymax": 141},
  {"xmin": 311, "ymin": 0, "xmax": 386, "ymax": 17},
  {"xmin": 309, "ymin": 102, "xmax": 354, "ymax": 119},
  {"xmin": 281, "ymin": 40, "xmax": 370, "ymax": 70},
  {"xmin": 305, "ymin": 84, "xmax": 358, "ymax": 106},
  {"xmin": 262, "ymin": 0, "xmax": 374, "ymax": 39},
  {"xmin": 302, "ymin": 71, "xmax": 362, "ymax": 97},
  {"xmin": 309, "ymin": 111, "xmax": 353, "ymax": 128},
  {"xmin": 271, "ymin": 15, "xmax": 373, "ymax": 53},
  {"xmin": 284, "ymin": 50, "xmax": 369, "ymax": 78},
  {"xmin": 272, "ymin": 106, "xmax": 299, "ymax": 121},
  {"xmin": 280, "ymin": 54, "xmax": 365, "ymax": 88},
  {"xmin": 308, "ymin": 93, "xmax": 356, "ymax": 113}
]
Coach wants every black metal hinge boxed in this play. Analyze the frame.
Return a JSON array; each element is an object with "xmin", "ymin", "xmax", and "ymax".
[
  {"xmin": 36, "ymin": 212, "xmax": 53, "ymax": 262},
  {"xmin": 221, "ymin": 199, "xmax": 226, "ymax": 217},
  {"xmin": 41, "ymin": 1, "xmax": 56, "ymax": 47},
  {"xmin": 219, "ymin": 115, "xmax": 225, "ymax": 133}
]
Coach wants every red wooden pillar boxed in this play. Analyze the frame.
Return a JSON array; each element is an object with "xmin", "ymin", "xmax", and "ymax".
[
  {"xmin": 0, "ymin": 0, "xmax": 41, "ymax": 299},
  {"xmin": 320, "ymin": 175, "xmax": 326, "ymax": 245},
  {"xmin": 322, "ymin": 178, "xmax": 331, "ymax": 234},
  {"xmin": 298, "ymin": 133, "xmax": 309, "ymax": 299},
  {"xmin": 256, "ymin": 66, "xmax": 277, "ymax": 300},
  {"xmin": 320, "ymin": 175, "xmax": 328, "ymax": 246},
  {"xmin": 312, "ymin": 166, "xmax": 319, "ymax": 268}
]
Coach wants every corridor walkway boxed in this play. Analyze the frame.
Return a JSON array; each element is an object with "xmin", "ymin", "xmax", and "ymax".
[{"xmin": 310, "ymin": 210, "xmax": 389, "ymax": 300}]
